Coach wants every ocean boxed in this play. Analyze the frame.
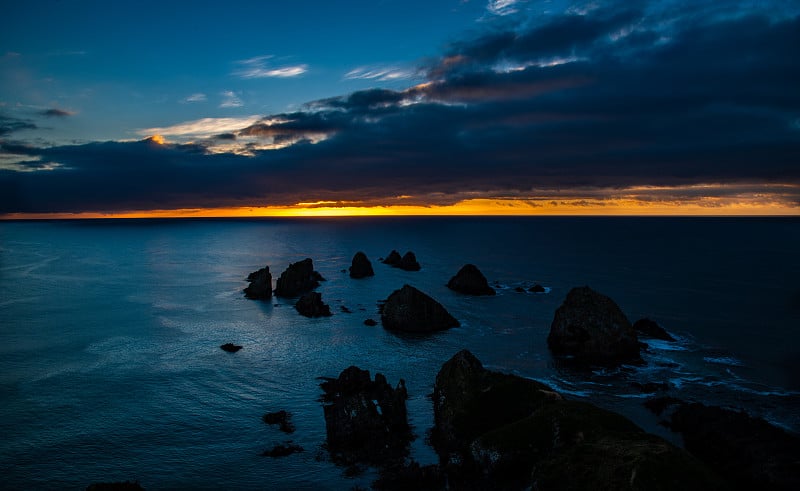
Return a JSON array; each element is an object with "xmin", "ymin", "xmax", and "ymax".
[{"xmin": 1, "ymin": 217, "xmax": 798, "ymax": 489}]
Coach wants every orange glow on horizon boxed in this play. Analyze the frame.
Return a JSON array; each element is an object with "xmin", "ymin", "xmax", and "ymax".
[
  {"xmin": 2, "ymin": 196, "xmax": 798, "ymax": 220},
  {"xmin": 149, "ymin": 134, "xmax": 166, "ymax": 145}
]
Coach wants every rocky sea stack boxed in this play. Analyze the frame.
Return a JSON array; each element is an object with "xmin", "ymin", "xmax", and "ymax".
[
  {"xmin": 244, "ymin": 265, "xmax": 272, "ymax": 300},
  {"xmin": 548, "ymin": 286, "xmax": 641, "ymax": 365},
  {"xmin": 382, "ymin": 250, "xmax": 421, "ymax": 271},
  {"xmin": 447, "ymin": 264, "xmax": 495, "ymax": 295},
  {"xmin": 381, "ymin": 284, "xmax": 459, "ymax": 333},
  {"xmin": 274, "ymin": 258, "xmax": 324, "ymax": 297},
  {"xmin": 349, "ymin": 251, "xmax": 374, "ymax": 279},
  {"xmin": 320, "ymin": 366, "xmax": 411, "ymax": 465},
  {"xmin": 295, "ymin": 291, "xmax": 332, "ymax": 317},
  {"xmin": 432, "ymin": 350, "xmax": 723, "ymax": 490}
]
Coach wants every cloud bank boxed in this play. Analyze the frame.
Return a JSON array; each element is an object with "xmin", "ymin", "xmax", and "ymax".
[{"xmin": 2, "ymin": 1, "xmax": 799, "ymax": 214}]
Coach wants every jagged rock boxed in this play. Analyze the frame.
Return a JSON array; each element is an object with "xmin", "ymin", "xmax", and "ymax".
[
  {"xmin": 547, "ymin": 286, "xmax": 641, "ymax": 365},
  {"xmin": 447, "ymin": 264, "xmax": 495, "ymax": 296},
  {"xmin": 262, "ymin": 442, "xmax": 304, "ymax": 458},
  {"xmin": 349, "ymin": 251, "xmax": 375, "ymax": 279},
  {"xmin": 654, "ymin": 400, "xmax": 800, "ymax": 491},
  {"xmin": 432, "ymin": 350, "xmax": 723, "ymax": 490},
  {"xmin": 86, "ymin": 483, "xmax": 144, "ymax": 491},
  {"xmin": 220, "ymin": 343, "xmax": 242, "ymax": 353},
  {"xmin": 529, "ymin": 284, "xmax": 546, "ymax": 293},
  {"xmin": 633, "ymin": 318, "xmax": 676, "ymax": 341},
  {"xmin": 320, "ymin": 366, "xmax": 411, "ymax": 465},
  {"xmin": 399, "ymin": 252, "xmax": 421, "ymax": 271},
  {"xmin": 262, "ymin": 410, "xmax": 295, "ymax": 433},
  {"xmin": 244, "ymin": 265, "xmax": 272, "ymax": 299},
  {"xmin": 364, "ymin": 318, "xmax": 378, "ymax": 326},
  {"xmin": 275, "ymin": 258, "xmax": 324, "ymax": 297},
  {"xmin": 380, "ymin": 285, "xmax": 459, "ymax": 333},
  {"xmin": 382, "ymin": 250, "xmax": 402, "ymax": 266},
  {"xmin": 295, "ymin": 292, "xmax": 332, "ymax": 317}
]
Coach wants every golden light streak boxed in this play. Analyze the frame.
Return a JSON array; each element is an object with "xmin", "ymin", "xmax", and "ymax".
[{"xmin": 148, "ymin": 134, "xmax": 166, "ymax": 145}]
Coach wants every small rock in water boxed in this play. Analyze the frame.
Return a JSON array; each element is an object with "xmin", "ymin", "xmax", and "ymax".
[
  {"xmin": 529, "ymin": 284, "xmax": 546, "ymax": 293},
  {"xmin": 262, "ymin": 442, "xmax": 304, "ymax": 458},
  {"xmin": 364, "ymin": 318, "xmax": 378, "ymax": 326},
  {"xmin": 263, "ymin": 410, "xmax": 296, "ymax": 433},
  {"xmin": 220, "ymin": 343, "xmax": 242, "ymax": 353}
]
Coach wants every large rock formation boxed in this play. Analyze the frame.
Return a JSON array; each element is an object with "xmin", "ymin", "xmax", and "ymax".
[
  {"xmin": 548, "ymin": 286, "xmax": 641, "ymax": 365},
  {"xmin": 295, "ymin": 292, "xmax": 332, "ymax": 317},
  {"xmin": 244, "ymin": 265, "xmax": 272, "ymax": 299},
  {"xmin": 274, "ymin": 258, "xmax": 324, "ymax": 297},
  {"xmin": 381, "ymin": 284, "xmax": 460, "ymax": 333},
  {"xmin": 447, "ymin": 264, "xmax": 495, "ymax": 296},
  {"xmin": 633, "ymin": 317, "xmax": 676, "ymax": 341},
  {"xmin": 432, "ymin": 350, "xmax": 723, "ymax": 490},
  {"xmin": 349, "ymin": 251, "xmax": 374, "ymax": 279},
  {"xmin": 320, "ymin": 366, "xmax": 411, "ymax": 465},
  {"xmin": 647, "ymin": 398, "xmax": 800, "ymax": 491}
]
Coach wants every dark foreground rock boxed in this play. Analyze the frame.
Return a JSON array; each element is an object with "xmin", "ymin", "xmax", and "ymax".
[
  {"xmin": 447, "ymin": 264, "xmax": 495, "ymax": 296},
  {"xmin": 274, "ymin": 258, "xmax": 325, "ymax": 297},
  {"xmin": 646, "ymin": 398, "xmax": 800, "ymax": 491},
  {"xmin": 633, "ymin": 317, "xmax": 676, "ymax": 341},
  {"xmin": 244, "ymin": 265, "xmax": 272, "ymax": 299},
  {"xmin": 432, "ymin": 350, "xmax": 722, "ymax": 490},
  {"xmin": 381, "ymin": 285, "xmax": 459, "ymax": 333},
  {"xmin": 320, "ymin": 366, "xmax": 411, "ymax": 465},
  {"xmin": 349, "ymin": 251, "xmax": 374, "ymax": 279},
  {"xmin": 220, "ymin": 343, "xmax": 242, "ymax": 353},
  {"xmin": 262, "ymin": 442, "xmax": 304, "ymax": 458},
  {"xmin": 295, "ymin": 291, "xmax": 332, "ymax": 317},
  {"xmin": 262, "ymin": 410, "xmax": 295, "ymax": 433},
  {"xmin": 547, "ymin": 286, "xmax": 642, "ymax": 365},
  {"xmin": 86, "ymin": 483, "xmax": 144, "ymax": 491}
]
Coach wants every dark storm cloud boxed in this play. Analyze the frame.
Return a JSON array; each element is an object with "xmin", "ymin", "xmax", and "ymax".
[
  {"xmin": 2, "ymin": 4, "xmax": 799, "ymax": 213},
  {"xmin": 40, "ymin": 108, "xmax": 74, "ymax": 117},
  {"xmin": 0, "ymin": 114, "xmax": 37, "ymax": 136}
]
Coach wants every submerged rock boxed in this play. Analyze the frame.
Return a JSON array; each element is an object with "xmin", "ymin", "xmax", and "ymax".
[
  {"xmin": 547, "ymin": 286, "xmax": 641, "ymax": 365},
  {"xmin": 275, "ymin": 258, "xmax": 324, "ymax": 297},
  {"xmin": 529, "ymin": 283, "xmax": 546, "ymax": 293},
  {"xmin": 447, "ymin": 264, "xmax": 495, "ymax": 296},
  {"xmin": 320, "ymin": 366, "xmax": 411, "ymax": 465},
  {"xmin": 382, "ymin": 250, "xmax": 402, "ymax": 266},
  {"xmin": 220, "ymin": 343, "xmax": 242, "ymax": 353},
  {"xmin": 295, "ymin": 292, "xmax": 332, "ymax": 318},
  {"xmin": 262, "ymin": 410, "xmax": 295, "ymax": 433},
  {"xmin": 349, "ymin": 251, "xmax": 375, "ymax": 279},
  {"xmin": 633, "ymin": 318, "xmax": 676, "ymax": 341},
  {"xmin": 262, "ymin": 442, "xmax": 304, "ymax": 458},
  {"xmin": 244, "ymin": 265, "xmax": 272, "ymax": 300},
  {"xmin": 432, "ymin": 350, "xmax": 723, "ymax": 490},
  {"xmin": 364, "ymin": 318, "xmax": 378, "ymax": 326},
  {"xmin": 380, "ymin": 284, "xmax": 459, "ymax": 333}
]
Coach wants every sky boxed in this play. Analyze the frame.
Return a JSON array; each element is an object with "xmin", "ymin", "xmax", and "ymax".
[{"xmin": 1, "ymin": 0, "xmax": 799, "ymax": 217}]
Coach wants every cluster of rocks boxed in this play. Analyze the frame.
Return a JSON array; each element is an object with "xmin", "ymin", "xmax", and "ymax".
[
  {"xmin": 382, "ymin": 250, "xmax": 421, "ymax": 271},
  {"xmin": 261, "ymin": 410, "xmax": 302, "ymax": 458}
]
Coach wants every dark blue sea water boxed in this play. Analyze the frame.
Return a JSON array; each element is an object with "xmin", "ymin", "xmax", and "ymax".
[{"xmin": 1, "ymin": 217, "xmax": 799, "ymax": 489}]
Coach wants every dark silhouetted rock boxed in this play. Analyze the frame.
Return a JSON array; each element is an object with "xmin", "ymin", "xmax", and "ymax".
[
  {"xmin": 320, "ymin": 366, "xmax": 411, "ymax": 465},
  {"xmin": 340, "ymin": 305, "xmax": 352, "ymax": 313},
  {"xmin": 447, "ymin": 264, "xmax": 495, "ymax": 296},
  {"xmin": 373, "ymin": 461, "xmax": 445, "ymax": 491},
  {"xmin": 383, "ymin": 250, "xmax": 402, "ymax": 266},
  {"xmin": 86, "ymin": 483, "xmax": 144, "ymax": 491},
  {"xmin": 262, "ymin": 442, "xmax": 304, "ymax": 458},
  {"xmin": 634, "ymin": 318, "xmax": 676, "ymax": 341},
  {"xmin": 514, "ymin": 286, "xmax": 525, "ymax": 293},
  {"xmin": 399, "ymin": 251, "xmax": 421, "ymax": 271},
  {"xmin": 349, "ymin": 251, "xmax": 375, "ymax": 278},
  {"xmin": 220, "ymin": 343, "xmax": 242, "ymax": 353},
  {"xmin": 295, "ymin": 292, "xmax": 332, "ymax": 317},
  {"xmin": 364, "ymin": 318, "xmax": 378, "ymax": 326},
  {"xmin": 263, "ymin": 410, "xmax": 295, "ymax": 433},
  {"xmin": 275, "ymin": 258, "xmax": 324, "ymax": 297},
  {"xmin": 547, "ymin": 286, "xmax": 641, "ymax": 365},
  {"xmin": 244, "ymin": 265, "xmax": 272, "ymax": 299},
  {"xmin": 381, "ymin": 285, "xmax": 459, "ymax": 333},
  {"xmin": 432, "ymin": 350, "xmax": 723, "ymax": 490},
  {"xmin": 529, "ymin": 284, "xmax": 545, "ymax": 293},
  {"xmin": 660, "ymin": 401, "xmax": 800, "ymax": 491}
]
